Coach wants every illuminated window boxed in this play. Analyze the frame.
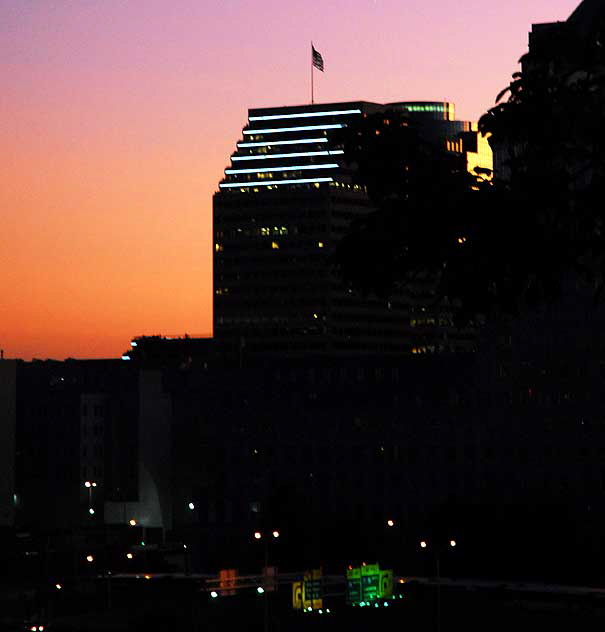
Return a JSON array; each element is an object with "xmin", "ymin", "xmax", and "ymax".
[
  {"xmin": 272, "ymin": 241, "xmax": 279, "ymax": 249},
  {"xmin": 318, "ymin": 242, "xmax": 324, "ymax": 248},
  {"xmin": 242, "ymin": 123, "xmax": 344, "ymax": 135},
  {"xmin": 215, "ymin": 243, "xmax": 223, "ymax": 252},
  {"xmin": 219, "ymin": 177, "xmax": 333, "ymax": 189},
  {"xmin": 225, "ymin": 163, "xmax": 338, "ymax": 175},
  {"xmin": 249, "ymin": 108, "xmax": 361, "ymax": 121}
]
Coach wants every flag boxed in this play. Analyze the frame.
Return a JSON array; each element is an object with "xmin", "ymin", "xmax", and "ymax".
[{"xmin": 312, "ymin": 46, "xmax": 324, "ymax": 72}]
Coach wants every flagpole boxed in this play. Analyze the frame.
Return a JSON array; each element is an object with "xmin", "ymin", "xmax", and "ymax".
[{"xmin": 311, "ymin": 42, "xmax": 314, "ymax": 104}]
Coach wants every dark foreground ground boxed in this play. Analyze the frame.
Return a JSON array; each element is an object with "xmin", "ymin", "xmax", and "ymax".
[{"xmin": 3, "ymin": 577, "xmax": 605, "ymax": 632}]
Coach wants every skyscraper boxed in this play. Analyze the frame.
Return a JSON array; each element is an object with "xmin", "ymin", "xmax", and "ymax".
[{"xmin": 213, "ymin": 101, "xmax": 491, "ymax": 358}]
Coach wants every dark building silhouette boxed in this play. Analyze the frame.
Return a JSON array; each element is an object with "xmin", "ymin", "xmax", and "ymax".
[
  {"xmin": 214, "ymin": 100, "xmax": 490, "ymax": 357},
  {"xmin": 0, "ymin": 359, "xmax": 139, "ymax": 532}
]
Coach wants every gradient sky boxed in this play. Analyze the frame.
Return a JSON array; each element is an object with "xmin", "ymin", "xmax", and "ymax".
[{"xmin": 2, "ymin": 0, "xmax": 580, "ymax": 360}]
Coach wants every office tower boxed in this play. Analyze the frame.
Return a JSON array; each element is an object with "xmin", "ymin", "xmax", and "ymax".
[{"xmin": 213, "ymin": 101, "xmax": 490, "ymax": 358}]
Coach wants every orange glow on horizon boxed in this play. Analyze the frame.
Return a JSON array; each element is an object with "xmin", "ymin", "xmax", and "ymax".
[{"xmin": 1, "ymin": 0, "xmax": 578, "ymax": 359}]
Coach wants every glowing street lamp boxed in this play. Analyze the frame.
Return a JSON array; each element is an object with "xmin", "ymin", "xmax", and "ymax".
[
  {"xmin": 254, "ymin": 531, "xmax": 262, "ymax": 540},
  {"xmin": 420, "ymin": 540, "xmax": 427, "ymax": 548},
  {"xmin": 387, "ymin": 519, "xmax": 395, "ymax": 527},
  {"xmin": 188, "ymin": 502, "xmax": 195, "ymax": 510},
  {"xmin": 129, "ymin": 519, "xmax": 137, "ymax": 526},
  {"xmin": 450, "ymin": 540, "xmax": 456, "ymax": 547},
  {"xmin": 126, "ymin": 553, "xmax": 133, "ymax": 560},
  {"xmin": 84, "ymin": 481, "xmax": 97, "ymax": 506},
  {"xmin": 272, "ymin": 530, "xmax": 280, "ymax": 538},
  {"xmin": 86, "ymin": 555, "xmax": 94, "ymax": 563}
]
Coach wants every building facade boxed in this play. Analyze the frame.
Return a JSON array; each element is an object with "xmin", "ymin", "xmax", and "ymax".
[{"xmin": 214, "ymin": 100, "xmax": 490, "ymax": 358}]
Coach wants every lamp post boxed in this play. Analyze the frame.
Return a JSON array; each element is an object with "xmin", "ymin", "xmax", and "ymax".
[
  {"xmin": 253, "ymin": 530, "xmax": 280, "ymax": 632},
  {"xmin": 419, "ymin": 538, "xmax": 457, "ymax": 632},
  {"xmin": 84, "ymin": 481, "xmax": 97, "ymax": 515}
]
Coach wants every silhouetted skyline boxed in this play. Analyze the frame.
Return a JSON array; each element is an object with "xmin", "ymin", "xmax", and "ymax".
[{"xmin": 2, "ymin": 0, "xmax": 580, "ymax": 359}]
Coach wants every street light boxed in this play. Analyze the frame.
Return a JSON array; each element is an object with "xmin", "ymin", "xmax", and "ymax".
[
  {"xmin": 254, "ymin": 531, "xmax": 262, "ymax": 540},
  {"xmin": 88, "ymin": 508, "xmax": 95, "ymax": 515},
  {"xmin": 129, "ymin": 519, "xmax": 137, "ymax": 526},
  {"xmin": 419, "ymin": 538, "xmax": 458, "ymax": 632},
  {"xmin": 272, "ymin": 530, "xmax": 280, "ymax": 538},
  {"xmin": 55, "ymin": 583, "xmax": 62, "ymax": 590},
  {"xmin": 387, "ymin": 519, "xmax": 395, "ymax": 527},
  {"xmin": 126, "ymin": 553, "xmax": 133, "ymax": 560},
  {"xmin": 84, "ymin": 481, "xmax": 97, "ymax": 507},
  {"xmin": 86, "ymin": 555, "xmax": 94, "ymax": 563},
  {"xmin": 188, "ymin": 502, "xmax": 195, "ymax": 510}
]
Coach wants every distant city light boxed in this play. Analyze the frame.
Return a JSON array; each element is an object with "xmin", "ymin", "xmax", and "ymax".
[
  {"xmin": 130, "ymin": 341, "xmax": 138, "ymax": 347},
  {"xmin": 254, "ymin": 531, "xmax": 262, "ymax": 540},
  {"xmin": 129, "ymin": 519, "xmax": 137, "ymax": 526},
  {"xmin": 88, "ymin": 508, "xmax": 95, "ymax": 515},
  {"xmin": 420, "ymin": 541, "xmax": 427, "ymax": 548},
  {"xmin": 92, "ymin": 482, "xmax": 97, "ymax": 487},
  {"xmin": 257, "ymin": 586, "xmax": 265, "ymax": 594},
  {"xmin": 121, "ymin": 355, "xmax": 131, "ymax": 361},
  {"xmin": 126, "ymin": 553, "xmax": 133, "ymax": 559},
  {"xmin": 55, "ymin": 583, "xmax": 62, "ymax": 590},
  {"xmin": 387, "ymin": 519, "xmax": 395, "ymax": 527},
  {"xmin": 450, "ymin": 540, "xmax": 457, "ymax": 547},
  {"xmin": 86, "ymin": 555, "xmax": 94, "ymax": 562},
  {"xmin": 272, "ymin": 530, "xmax": 280, "ymax": 538},
  {"xmin": 84, "ymin": 481, "xmax": 91, "ymax": 488},
  {"xmin": 210, "ymin": 591, "xmax": 218, "ymax": 598},
  {"xmin": 188, "ymin": 502, "xmax": 195, "ymax": 510}
]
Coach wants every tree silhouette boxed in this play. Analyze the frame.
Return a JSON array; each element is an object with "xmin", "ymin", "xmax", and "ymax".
[{"xmin": 332, "ymin": 35, "xmax": 605, "ymax": 326}]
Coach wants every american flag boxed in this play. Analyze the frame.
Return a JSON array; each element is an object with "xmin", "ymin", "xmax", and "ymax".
[{"xmin": 312, "ymin": 46, "xmax": 324, "ymax": 72}]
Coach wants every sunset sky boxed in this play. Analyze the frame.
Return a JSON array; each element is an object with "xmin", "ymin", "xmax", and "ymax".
[{"xmin": 2, "ymin": 0, "xmax": 580, "ymax": 360}]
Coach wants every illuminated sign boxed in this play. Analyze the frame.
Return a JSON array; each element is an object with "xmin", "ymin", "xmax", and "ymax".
[
  {"xmin": 303, "ymin": 569, "xmax": 323, "ymax": 611},
  {"xmin": 219, "ymin": 568, "xmax": 237, "ymax": 596},
  {"xmin": 346, "ymin": 563, "xmax": 393, "ymax": 606}
]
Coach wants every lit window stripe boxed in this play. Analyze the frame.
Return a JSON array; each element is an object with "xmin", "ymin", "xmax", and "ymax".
[
  {"xmin": 243, "ymin": 124, "xmax": 344, "ymax": 135},
  {"xmin": 232, "ymin": 150, "xmax": 344, "ymax": 161},
  {"xmin": 238, "ymin": 138, "xmax": 328, "ymax": 148},
  {"xmin": 226, "ymin": 163, "xmax": 338, "ymax": 175},
  {"xmin": 249, "ymin": 109, "xmax": 361, "ymax": 121},
  {"xmin": 219, "ymin": 177, "xmax": 333, "ymax": 189}
]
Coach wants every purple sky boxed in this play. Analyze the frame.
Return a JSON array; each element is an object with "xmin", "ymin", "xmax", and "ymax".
[{"xmin": 1, "ymin": 0, "xmax": 581, "ymax": 359}]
